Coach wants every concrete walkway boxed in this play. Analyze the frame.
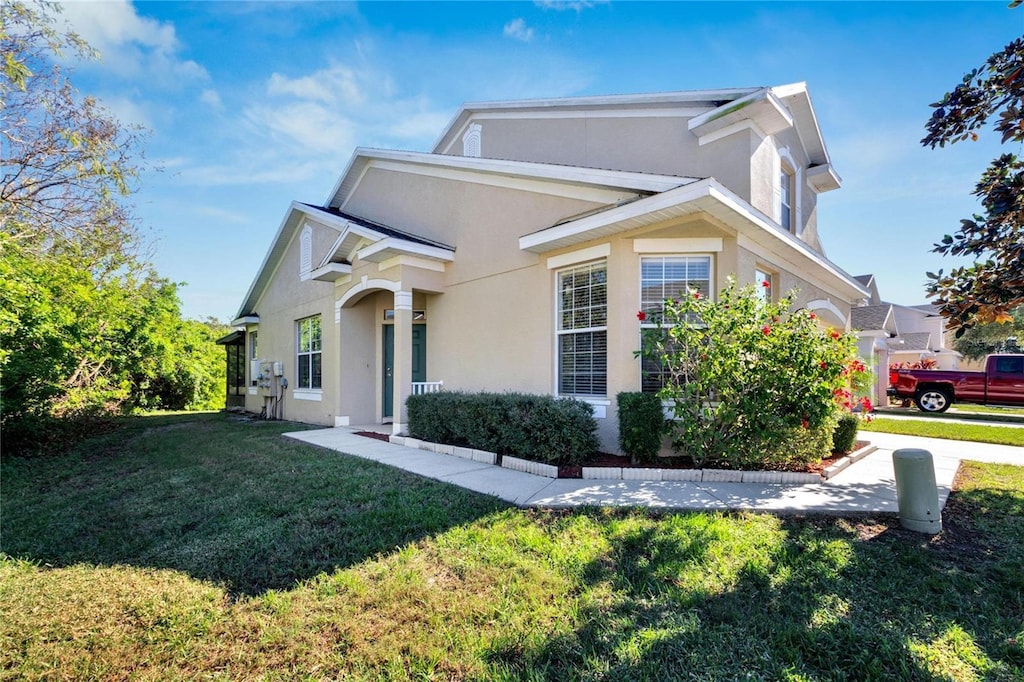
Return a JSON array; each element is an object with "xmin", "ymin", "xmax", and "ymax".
[{"xmin": 284, "ymin": 428, "xmax": 1022, "ymax": 514}]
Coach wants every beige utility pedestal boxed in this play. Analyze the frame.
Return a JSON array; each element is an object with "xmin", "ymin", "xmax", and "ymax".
[{"xmin": 892, "ymin": 448, "xmax": 942, "ymax": 534}]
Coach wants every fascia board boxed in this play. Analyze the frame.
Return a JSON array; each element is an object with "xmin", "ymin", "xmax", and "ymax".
[
  {"xmin": 807, "ymin": 164, "xmax": 842, "ymax": 192},
  {"xmin": 688, "ymin": 88, "xmax": 794, "ymax": 137},
  {"xmin": 330, "ymin": 148, "xmax": 695, "ymax": 209},
  {"xmin": 356, "ymin": 238, "xmax": 455, "ymax": 263}
]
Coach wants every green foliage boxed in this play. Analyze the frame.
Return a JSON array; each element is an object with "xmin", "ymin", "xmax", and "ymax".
[
  {"xmin": 640, "ymin": 278, "xmax": 863, "ymax": 469},
  {"xmin": 407, "ymin": 391, "xmax": 599, "ymax": 466},
  {"xmin": 832, "ymin": 414, "xmax": 860, "ymax": 455},
  {"xmin": 922, "ymin": 33, "xmax": 1024, "ymax": 331},
  {"xmin": 952, "ymin": 307, "xmax": 1023, "ymax": 360},
  {"xmin": 616, "ymin": 392, "xmax": 666, "ymax": 464}
]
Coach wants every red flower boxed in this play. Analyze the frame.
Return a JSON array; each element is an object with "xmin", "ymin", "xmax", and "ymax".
[
  {"xmin": 809, "ymin": 313, "xmax": 817, "ymax": 320},
  {"xmin": 636, "ymin": 311, "xmax": 647, "ymax": 322},
  {"xmin": 830, "ymin": 330, "xmax": 841, "ymax": 340},
  {"xmin": 801, "ymin": 418, "xmax": 809, "ymax": 429},
  {"xmin": 762, "ymin": 325, "xmax": 771, "ymax": 335},
  {"xmin": 762, "ymin": 280, "xmax": 771, "ymax": 288},
  {"xmin": 819, "ymin": 361, "xmax": 828, "ymax": 370},
  {"xmin": 861, "ymin": 397, "xmax": 873, "ymax": 411},
  {"xmin": 693, "ymin": 292, "xmax": 701, "ymax": 300}
]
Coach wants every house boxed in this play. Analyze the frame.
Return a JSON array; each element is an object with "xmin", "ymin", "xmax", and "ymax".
[
  {"xmin": 851, "ymin": 274, "xmax": 961, "ymax": 405},
  {"xmin": 221, "ymin": 84, "xmax": 869, "ymax": 452}
]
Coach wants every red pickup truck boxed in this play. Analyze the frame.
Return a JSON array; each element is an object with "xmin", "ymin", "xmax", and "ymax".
[{"xmin": 888, "ymin": 354, "xmax": 1024, "ymax": 412}]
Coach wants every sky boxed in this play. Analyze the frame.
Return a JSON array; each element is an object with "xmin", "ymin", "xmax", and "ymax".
[{"xmin": 51, "ymin": 0, "xmax": 1023, "ymax": 322}]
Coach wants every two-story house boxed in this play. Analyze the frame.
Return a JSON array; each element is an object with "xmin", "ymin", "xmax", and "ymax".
[{"xmin": 222, "ymin": 84, "xmax": 869, "ymax": 452}]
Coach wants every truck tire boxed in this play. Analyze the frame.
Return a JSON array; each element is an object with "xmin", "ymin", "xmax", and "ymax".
[{"xmin": 914, "ymin": 387, "xmax": 952, "ymax": 413}]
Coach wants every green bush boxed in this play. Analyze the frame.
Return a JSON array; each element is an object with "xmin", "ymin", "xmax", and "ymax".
[
  {"xmin": 406, "ymin": 391, "xmax": 598, "ymax": 466},
  {"xmin": 832, "ymin": 414, "xmax": 860, "ymax": 454},
  {"xmin": 616, "ymin": 392, "xmax": 665, "ymax": 464}
]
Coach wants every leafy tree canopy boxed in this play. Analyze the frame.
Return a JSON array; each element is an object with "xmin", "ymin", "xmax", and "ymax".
[
  {"xmin": 952, "ymin": 306, "xmax": 1023, "ymax": 360},
  {"xmin": 922, "ymin": 30, "xmax": 1023, "ymax": 334}
]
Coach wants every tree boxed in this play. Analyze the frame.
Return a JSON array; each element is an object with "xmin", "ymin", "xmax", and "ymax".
[
  {"xmin": 922, "ymin": 30, "xmax": 1024, "ymax": 334},
  {"xmin": 952, "ymin": 307, "xmax": 1023, "ymax": 360},
  {"xmin": 1, "ymin": 0, "xmax": 145, "ymax": 271}
]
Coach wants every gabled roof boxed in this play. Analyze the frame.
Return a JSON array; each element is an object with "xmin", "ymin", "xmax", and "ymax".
[
  {"xmin": 851, "ymin": 304, "xmax": 896, "ymax": 333},
  {"xmin": 890, "ymin": 332, "xmax": 934, "ymax": 353},
  {"xmin": 234, "ymin": 202, "xmax": 455, "ymax": 319},
  {"xmin": 323, "ymin": 148, "xmax": 696, "ymax": 211},
  {"xmin": 431, "ymin": 83, "xmax": 839, "ymax": 188}
]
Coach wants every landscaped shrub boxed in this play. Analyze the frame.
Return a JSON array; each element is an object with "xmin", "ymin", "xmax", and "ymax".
[
  {"xmin": 639, "ymin": 277, "xmax": 868, "ymax": 470},
  {"xmin": 406, "ymin": 391, "xmax": 599, "ymax": 466},
  {"xmin": 616, "ymin": 391, "xmax": 666, "ymax": 464},
  {"xmin": 832, "ymin": 414, "xmax": 860, "ymax": 454}
]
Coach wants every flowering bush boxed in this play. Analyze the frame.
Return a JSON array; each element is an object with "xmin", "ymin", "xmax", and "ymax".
[{"xmin": 639, "ymin": 278, "xmax": 866, "ymax": 469}]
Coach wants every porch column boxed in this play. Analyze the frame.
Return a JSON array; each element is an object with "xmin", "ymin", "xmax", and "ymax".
[{"xmin": 392, "ymin": 289, "xmax": 413, "ymax": 435}]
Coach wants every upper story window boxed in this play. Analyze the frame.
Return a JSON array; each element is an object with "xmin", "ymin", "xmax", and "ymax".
[
  {"xmin": 249, "ymin": 331, "xmax": 259, "ymax": 386},
  {"xmin": 780, "ymin": 166, "xmax": 794, "ymax": 232},
  {"xmin": 557, "ymin": 261, "xmax": 607, "ymax": 397},
  {"xmin": 296, "ymin": 315, "xmax": 322, "ymax": 390},
  {"xmin": 462, "ymin": 123, "xmax": 482, "ymax": 158}
]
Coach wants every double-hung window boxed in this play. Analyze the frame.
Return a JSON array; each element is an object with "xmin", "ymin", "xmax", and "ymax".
[
  {"xmin": 557, "ymin": 261, "xmax": 607, "ymax": 397},
  {"xmin": 296, "ymin": 316, "xmax": 322, "ymax": 390},
  {"xmin": 755, "ymin": 268, "xmax": 774, "ymax": 305},
  {"xmin": 780, "ymin": 165, "xmax": 794, "ymax": 232},
  {"xmin": 639, "ymin": 255, "xmax": 712, "ymax": 392}
]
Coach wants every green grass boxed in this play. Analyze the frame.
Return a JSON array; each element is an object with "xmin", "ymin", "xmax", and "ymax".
[
  {"xmin": 861, "ymin": 416, "xmax": 1024, "ymax": 446},
  {"xmin": 3, "ymin": 412, "xmax": 1023, "ymax": 680},
  {"xmin": 951, "ymin": 403, "xmax": 1024, "ymax": 418}
]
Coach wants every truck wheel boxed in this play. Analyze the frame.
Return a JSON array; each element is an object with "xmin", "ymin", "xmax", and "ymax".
[{"xmin": 914, "ymin": 388, "xmax": 952, "ymax": 413}]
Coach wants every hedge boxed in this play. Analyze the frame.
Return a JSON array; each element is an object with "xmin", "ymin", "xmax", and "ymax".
[
  {"xmin": 832, "ymin": 414, "xmax": 860, "ymax": 454},
  {"xmin": 406, "ymin": 391, "xmax": 599, "ymax": 466},
  {"xmin": 616, "ymin": 391, "xmax": 666, "ymax": 464}
]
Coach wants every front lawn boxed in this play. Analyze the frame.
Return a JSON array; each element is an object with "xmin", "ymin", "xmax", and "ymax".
[
  {"xmin": 861, "ymin": 416, "xmax": 1024, "ymax": 446},
  {"xmin": 2, "ymin": 412, "xmax": 1022, "ymax": 680}
]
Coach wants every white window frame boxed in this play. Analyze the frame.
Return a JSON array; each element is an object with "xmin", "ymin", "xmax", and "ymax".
[
  {"xmin": 296, "ymin": 315, "xmax": 322, "ymax": 390},
  {"xmin": 755, "ymin": 267, "xmax": 774, "ymax": 305},
  {"xmin": 638, "ymin": 254, "xmax": 714, "ymax": 393},
  {"xmin": 776, "ymin": 146, "xmax": 803, "ymax": 236},
  {"xmin": 556, "ymin": 260, "xmax": 608, "ymax": 398},
  {"xmin": 249, "ymin": 330, "xmax": 259, "ymax": 387}
]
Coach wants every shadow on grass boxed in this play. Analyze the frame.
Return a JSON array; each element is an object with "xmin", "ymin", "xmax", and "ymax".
[
  {"xmin": 486, "ymin": 493, "xmax": 1024, "ymax": 680},
  {"xmin": 0, "ymin": 411, "xmax": 509, "ymax": 597}
]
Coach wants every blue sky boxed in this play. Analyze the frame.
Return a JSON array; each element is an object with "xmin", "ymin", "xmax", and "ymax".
[{"xmin": 54, "ymin": 0, "xmax": 1022, "ymax": 321}]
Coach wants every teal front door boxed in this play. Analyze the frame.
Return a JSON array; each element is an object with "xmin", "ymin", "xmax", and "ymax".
[{"xmin": 382, "ymin": 325, "xmax": 426, "ymax": 419}]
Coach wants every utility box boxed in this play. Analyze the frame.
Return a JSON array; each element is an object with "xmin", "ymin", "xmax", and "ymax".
[{"xmin": 892, "ymin": 448, "xmax": 942, "ymax": 534}]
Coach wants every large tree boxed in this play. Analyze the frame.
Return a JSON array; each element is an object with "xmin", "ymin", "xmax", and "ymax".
[{"xmin": 922, "ymin": 30, "xmax": 1024, "ymax": 334}]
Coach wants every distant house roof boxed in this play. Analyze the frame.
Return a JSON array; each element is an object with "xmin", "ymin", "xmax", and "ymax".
[
  {"xmin": 906, "ymin": 303, "xmax": 941, "ymax": 315},
  {"xmin": 854, "ymin": 274, "xmax": 874, "ymax": 286},
  {"xmin": 890, "ymin": 332, "xmax": 933, "ymax": 352},
  {"xmin": 851, "ymin": 304, "xmax": 895, "ymax": 333}
]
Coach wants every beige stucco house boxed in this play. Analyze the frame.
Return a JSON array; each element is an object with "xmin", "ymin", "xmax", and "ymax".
[{"xmin": 223, "ymin": 84, "xmax": 869, "ymax": 452}]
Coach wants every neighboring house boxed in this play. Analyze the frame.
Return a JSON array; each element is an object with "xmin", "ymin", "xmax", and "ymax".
[
  {"xmin": 221, "ymin": 84, "xmax": 869, "ymax": 452},
  {"xmin": 851, "ymin": 274, "xmax": 961, "ymax": 405}
]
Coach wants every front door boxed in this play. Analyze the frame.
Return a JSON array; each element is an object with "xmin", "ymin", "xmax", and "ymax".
[{"xmin": 382, "ymin": 324, "xmax": 427, "ymax": 419}]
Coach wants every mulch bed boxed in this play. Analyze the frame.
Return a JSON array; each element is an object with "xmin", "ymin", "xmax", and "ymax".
[{"xmin": 353, "ymin": 431, "xmax": 869, "ymax": 480}]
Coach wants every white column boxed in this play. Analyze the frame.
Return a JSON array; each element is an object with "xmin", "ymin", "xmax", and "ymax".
[{"xmin": 392, "ymin": 290, "xmax": 413, "ymax": 435}]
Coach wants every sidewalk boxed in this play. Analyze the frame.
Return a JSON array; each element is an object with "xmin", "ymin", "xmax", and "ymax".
[{"xmin": 284, "ymin": 428, "xmax": 1022, "ymax": 514}]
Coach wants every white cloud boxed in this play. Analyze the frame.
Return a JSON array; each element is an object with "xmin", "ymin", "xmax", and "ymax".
[
  {"xmin": 56, "ymin": 0, "xmax": 209, "ymax": 86},
  {"xmin": 534, "ymin": 0, "xmax": 608, "ymax": 11},
  {"xmin": 503, "ymin": 18, "xmax": 535, "ymax": 43},
  {"xmin": 267, "ymin": 65, "xmax": 365, "ymax": 105},
  {"xmin": 200, "ymin": 89, "xmax": 223, "ymax": 110}
]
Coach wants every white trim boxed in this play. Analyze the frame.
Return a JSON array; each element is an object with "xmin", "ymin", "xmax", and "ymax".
[
  {"xmin": 378, "ymin": 255, "xmax": 447, "ymax": 272},
  {"xmin": 546, "ymin": 243, "xmax": 611, "ymax": 269},
  {"xmin": 807, "ymin": 299, "xmax": 847, "ymax": 326},
  {"xmin": 334, "ymin": 416, "xmax": 350, "ymax": 427},
  {"xmin": 696, "ymin": 119, "xmax": 767, "ymax": 147},
  {"xmin": 299, "ymin": 224, "xmax": 313, "ymax": 281},
  {"xmin": 328, "ymin": 148, "xmax": 696, "ymax": 210},
  {"xmin": 293, "ymin": 389, "xmax": 323, "ymax": 402},
  {"xmin": 337, "ymin": 276, "xmax": 402, "ymax": 309},
  {"xmin": 777, "ymin": 146, "xmax": 803, "ymax": 236},
  {"xmin": 461, "ymin": 123, "xmax": 481, "ymax": 158},
  {"xmin": 355, "ymin": 236, "xmax": 455, "ymax": 264},
  {"xmin": 577, "ymin": 398, "xmax": 610, "ymax": 420},
  {"xmin": 633, "ymin": 238, "xmax": 723, "ymax": 253},
  {"xmin": 310, "ymin": 262, "xmax": 352, "ymax": 282},
  {"xmin": 394, "ymin": 290, "xmax": 413, "ymax": 311},
  {"xmin": 806, "ymin": 164, "xmax": 842, "ymax": 192},
  {"xmin": 231, "ymin": 315, "xmax": 259, "ymax": 326}
]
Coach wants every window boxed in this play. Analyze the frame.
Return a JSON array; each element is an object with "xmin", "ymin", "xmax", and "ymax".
[
  {"xmin": 755, "ymin": 268, "xmax": 774, "ymax": 304},
  {"xmin": 995, "ymin": 356, "xmax": 1023, "ymax": 374},
  {"xmin": 780, "ymin": 165, "xmax": 794, "ymax": 232},
  {"xmin": 296, "ymin": 316, "xmax": 322, "ymax": 389},
  {"xmin": 557, "ymin": 261, "xmax": 607, "ymax": 396},
  {"xmin": 249, "ymin": 331, "xmax": 259, "ymax": 386},
  {"xmin": 640, "ymin": 256, "xmax": 711, "ymax": 318},
  {"xmin": 640, "ymin": 256, "xmax": 712, "ymax": 392}
]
